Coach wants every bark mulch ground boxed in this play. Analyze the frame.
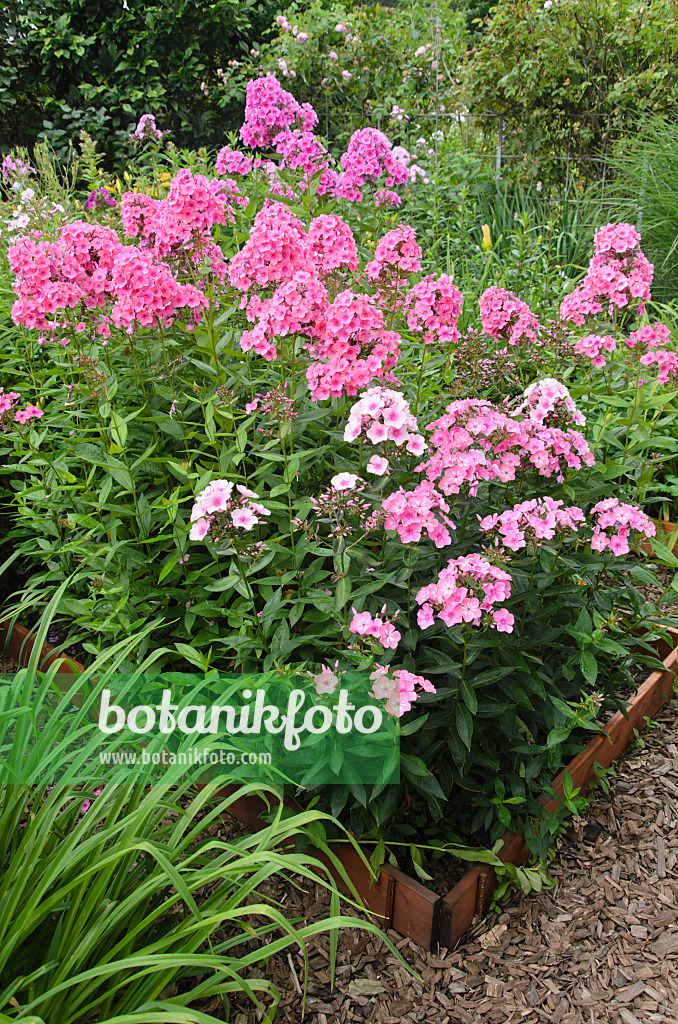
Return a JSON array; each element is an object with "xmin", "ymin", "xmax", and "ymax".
[{"xmin": 231, "ymin": 697, "xmax": 678, "ymax": 1024}]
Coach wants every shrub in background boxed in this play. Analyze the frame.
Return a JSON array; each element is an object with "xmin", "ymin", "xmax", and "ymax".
[
  {"xmin": 462, "ymin": 0, "xmax": 678, "ymax": 182},
  {"xmin": 0, "ymin": 0, "xmax": 281, "ymax": 172}
]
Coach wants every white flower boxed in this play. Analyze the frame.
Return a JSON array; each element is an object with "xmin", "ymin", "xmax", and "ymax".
[
  {"xmin": 331, "ymin": 472, "xmax": 358, "ymax": 490},
  {"xmin": 367, "ymin": 456, "xmax": 389, "ymax": 476}
]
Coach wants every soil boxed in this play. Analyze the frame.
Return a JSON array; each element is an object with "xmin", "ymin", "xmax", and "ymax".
[{"xmin": 217, "ymin": 696, "xmax": 678, "ymax": 1024}]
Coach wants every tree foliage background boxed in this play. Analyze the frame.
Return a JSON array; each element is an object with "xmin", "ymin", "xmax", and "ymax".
[{"xmin": 0, "ymin": 0, "xmax": 279, "ymax": 168}]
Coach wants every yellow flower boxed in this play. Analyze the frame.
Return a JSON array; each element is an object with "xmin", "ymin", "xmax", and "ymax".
[{"xmin": 481, "ymin": 224, "xmax": 492, "ymax": 251}]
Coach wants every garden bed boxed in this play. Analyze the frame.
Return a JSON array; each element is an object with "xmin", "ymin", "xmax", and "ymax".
[{"xmin": 3, "ymin": 616, "xmax": 676, "ymax": 951}]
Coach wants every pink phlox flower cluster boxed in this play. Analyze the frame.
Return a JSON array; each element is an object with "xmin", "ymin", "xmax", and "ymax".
[
  {"xmin": 560, "ymin": 222, "xmax": 653, "ymax": 325},
  {"xmin": 478, "ymin": 498, "xmax": 586, "ymax": 552},
  {"xmin": 273, "ymin": 129, "xmax": 337, "ymax": 194},
  {"xmin": 229, "ymin": 203, "xmax": 310, "ymax": 291},
  {"xmin": 238, "ymin": 321, "xmax": 277, "ymax": 362},
  {"xmin": 621, "ymin": 323, "xmax": 677, "ymax": 383},
  {"xmin": 350, "ymin": 605, "xmax": 401, "ymax": 650},
  {"xmin": 514, "ymin": 378, "xmax": 586, "ymax": 429},
  {"xmin": 335, "ymin": 128, "xmax": 409, "ymax": 202},
  {"xmin": 247, "ymin": 269, "xmax": 327, "ymax": 339},
  {"xmin": 8, "ymin": 221, "xmax": 123, "ymax": 333},
  {"xmin": 215, "ymin": 147, "xmax": 254, "ymax": 176},
  {"xmin": 306, "ymin": 353, "xmax": 397, "ymax": 401},
  {"xmin": 418, "ymin": 399, "xmax": 526, "ymax": 496},
  {"xmin": 370, "ymin": 666, "xmax": 436, "ymax": 717},
  {"xmin": 519, "ymin": 425, "xmax": 595, "ymax": 483},
  {"xmin": 14, "ymin": 404, "xmax": 44, "ymax": 425},
  {"xmin": 343, "ymin": 387, "xmax": 425, "ymax": 453},
  {"xmin": 239, "ymin": 76, "xmax": 318, "ymax": 149},
  {"xmin": 0, "ymin": 388, "xmax": 40, "ymax": 427},
  {"xmin": 109, "ymin": 247, "xmax": 208, "ymax": 333},
  {"xmin": 374, "ymin": 189, "xmax": 402, "ymax": 208},
  {"xmin": 0, "ymin": 389, "xmax": 21, "ymax": 416},
  {"xmin": 189, "ymin": 480, "xmax": 270, "ymax": 541},
  {"xmin": 574, "ymin": 333, "xmax": 617, "ymax": 368},
  {"xmin": 418, "ymin": 397, "xmax": 594, "ymax": 493},
  {"xmin": 307, "ymin": 289, "xmax": 401, "ymax": 400},
  {"xmin": 132, "ymin": 114, "xmax": 166, "ymax": 143},
  {"xmin": 315, "ymin": 290, "xmax": 394, "ymax": 358},
  {"xmin": 594, "ymin": 222, "xmax": 643, "ymax": 257},
  {"xmin": 364, "ymin": 225, "xmax": 422, "ymax": 285},
  {"xmin": 416, "ymin": 553, "xmax": 514, "ymax": 633},
  {"xmin": 479, "ymin": 287, "xmax": 542, "ymax": 346},
  {"xmin": 590, "ymin": 498, "xmax": 655, "ymax": 556},
  {"xmin": 121, "ymin": 169, "xmax": 243, "ymax": 264},
  {"xmin": 624, "ymin": 323, "xmax": 671, "ymax": 350},
  {"xmin": 382, "ymin": 480, "xmax": 455, "ymax": 548},
  {"xmin": 309, "ymin": 663, "xmax": 340, "ymax": 696},
  {"xmin": 1, "ymin": 153, "xmax": 35, "ymax": 181},
  {"xmin": 404, "ymin": 273, "xmax": 463, "ymax": 345},
  {"xmin": 639, "ymin": 348, "xmax": 678, "ymax": 384},
  {"xmin": 308, "ymin": 215, "xmax": 358, "ymax": 277}
]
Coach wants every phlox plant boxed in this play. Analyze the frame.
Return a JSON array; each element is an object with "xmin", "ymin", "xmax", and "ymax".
[{"xmin": 1, "ymin": 75, "xmax": 677, "ymax": 866}]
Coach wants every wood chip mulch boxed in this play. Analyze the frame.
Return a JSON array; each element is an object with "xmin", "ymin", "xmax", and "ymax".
[{"xmin": 228, "ymin": 698, "xmax": 678, "ymax": 1024}]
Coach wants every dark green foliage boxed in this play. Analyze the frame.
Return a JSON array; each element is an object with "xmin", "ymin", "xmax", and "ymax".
[{"xmin": 0, "ymin": 0, "xmax": 281, "ymax": 171}]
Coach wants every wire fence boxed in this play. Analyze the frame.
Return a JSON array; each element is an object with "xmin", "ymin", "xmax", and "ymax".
[{"xmin": 334, "ymin": 106, "xmax": 614, "ymax": 203}]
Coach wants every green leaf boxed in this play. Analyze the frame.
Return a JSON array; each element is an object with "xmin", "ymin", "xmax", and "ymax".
[
  {"xmin": 580, "ymin": 649, "xmax": 598, "ymax": 685},
  {"xmin": 334, "ymin": 576, "xmax": 351, "ymax": 612}
]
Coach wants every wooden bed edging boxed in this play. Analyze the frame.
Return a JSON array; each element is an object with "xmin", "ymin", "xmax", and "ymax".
[{"xmin": 2, "ymin": 620, "xmax": 677, "ymax": 952}]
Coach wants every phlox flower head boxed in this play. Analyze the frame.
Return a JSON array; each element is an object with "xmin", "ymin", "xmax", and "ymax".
[
  {"xmin": 589, "ymin": 498, "xmax": 655, "ymax": 556},
  {"xmin": 415, "ymin": 553, "xmax": 514, "ymax": 632},
  {"xmin": 574, "ymin": 333, "xmax": 617, "ymax": 368},
  {"xmin": 189, "ymin": 480, "xmax": 270, "ymax": 543},
  {"xmin": 229, "ymin": 203, "xmax": 310, "ymax": 292},
  {"xmin": 478, "ymin": 497, "xmax": 586, "ymax": 552},
  {"xmin": 374, "ymin": 189, "xmax": 402, "ymax": 208},
  {"xmin": 306, "ymin": 290, "xmax": 401, "ymax": 399},
  {"xmin": 215, "ymin": 147, "xmax": 253, "ymax": 176},
  {"xmin": 308, "ymin": 215, "xmax": 358, "ymax": 277},
  {"xmin": 418, "ymin": 396, "xmax": 594, "ymax": 494},
  {"xmin": 273, "ymin": 129, "xmax": 336, "ymax": 193},
  {"xmin": 349, "ymin": 606, "xmax": 401, "ymax": 650},
  {"xmin": 335, "ymin": 127, "xmax": 408, "ymax": 202},
  {"xmin": 364, "ymin": 225, "xmax": 422, "ymax": 286},
  {"xmin": 132, "ymin": 114, "xmax": 166, "ymax": 143},
  {"xmin": 343, "ymin": 387, "xmax": 425, "ymax": 451},
  {"xmin": 14, "ymin": 404, "xmax": 44, "ymax": 425},
  {"xmin": 240, "ymin": 75, "xmax": 317, "ymax": 149},
  {"xmin": 479, "ymin": 287, "xmax": 542, "ymax": 347},
  {"xmin": 369, "ymin": 666, "xmax": 436, "ymax": 717},
  {"xmin": 514, "ymin": 378, "xmax": 585, "ymax": 429},
  {"xmin": 0, "ymin": 388, "xmax": 21, "ymax": 419},
  {"xmin": 382, "ymin": 480, "xmax": 455, "ymax": 548},
  {"xmin": 405, "ymin": 273, "xmax": 463, "ymax": 345},
  {"xmin": 560, "ymin": 223, "xmax": 653, "ymax": 325}
]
